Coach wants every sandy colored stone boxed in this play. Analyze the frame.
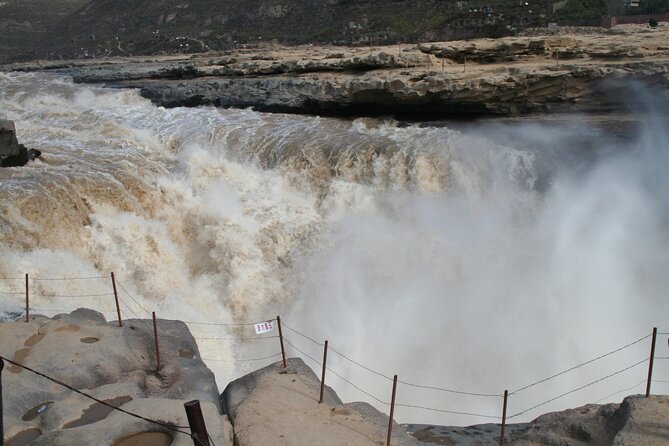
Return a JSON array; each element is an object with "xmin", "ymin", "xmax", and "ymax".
[
  {"xmin": 1, "ymin": 309, "xmax": 232, "ymax": 445},
  {"xmin": 223, "ymin": 358, "xmax": 419, "ymax": 446}
]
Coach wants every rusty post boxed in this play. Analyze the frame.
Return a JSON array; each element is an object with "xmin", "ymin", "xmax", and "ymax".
[
  {"xmin": 152, "ymin": 312, "xmax": 161, "ymax": 371},
  {"xmin": 184, "ymin": 400, "xmax": 211, "ymax": 446},
  {"xmin": 25, "ymin": 273, "xmax": 29, "ymax": 323},
  {"xmin": 386, "ymin": 375, "xmax": 398, "ymax": 446},
  {"xmin": 111, "ymin": 272, "xmax": 122, "ymax": 327},
  {"xmin": 556, "ymin": 49, "xmax": 559, "ymax": 67},
  {"xmin": 646, "ymin": 327, "xmax": 657, "ymax": 397},
  {"xmin": 463, "ymin": 56, "xmax": 467, "ymax": 73},
  {"xmin": 1, "ymin": 357, "xmax": 4, "ymax": 443},
  {"xmin": 277, "ymin": 316, "xmax": 287, "ymax": 368},
  {"xmin": 319, "ymin": 340, "xmax": 329, "ymax": 403},
  {"xmin": 500, "ymin": 390, "xmax": 508, "ymax": 446}
]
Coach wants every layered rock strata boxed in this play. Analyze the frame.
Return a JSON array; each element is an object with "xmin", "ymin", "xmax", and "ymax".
[{"xmin": 3, "ymin": 25, "xmax": 669, "ymax": 117}]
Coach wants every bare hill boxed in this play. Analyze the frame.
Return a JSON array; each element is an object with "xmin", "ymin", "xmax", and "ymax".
[{"xmin": 0, "ymin": 0, "xmax": 605, "ymax": 63}]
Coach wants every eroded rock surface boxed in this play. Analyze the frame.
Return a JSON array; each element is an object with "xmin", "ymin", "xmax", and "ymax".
[
  {"xmin": 0, "ymin": 308, "xmax": 232, "ymax": 445},
  {"xmin": 222, "ymin": 358, "xmax": 420, "ymax": 446},
  {"xmin": 405, "ymin": 395, "xmax": 669, "ymax": 445},
  {"xmin": 4, "ymin": 24, "xmax": 666, "ymax": 117}
]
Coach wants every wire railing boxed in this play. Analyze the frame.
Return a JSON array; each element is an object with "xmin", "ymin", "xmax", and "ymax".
[
  {"xmin": 0, "ymin": 355, "xmax": 212, "ymax": 446},
  {"xmin": 1, "ymin": 272, "xmax": 666, "ymax": 439}
]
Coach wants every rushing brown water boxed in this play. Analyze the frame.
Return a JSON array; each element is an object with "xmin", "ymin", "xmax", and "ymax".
[{"xmin": 1, "ymin": 72, "xmax": 667, "ymax": 424}]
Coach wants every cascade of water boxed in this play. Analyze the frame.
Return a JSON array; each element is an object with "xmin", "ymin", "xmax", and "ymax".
[{"xmin": 1, "ymin": 72, "xmax": 667, "ymax": 423}]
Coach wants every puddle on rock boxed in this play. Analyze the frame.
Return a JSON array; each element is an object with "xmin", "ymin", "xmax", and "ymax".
[
  {"xmin": 22, "ymin": 401, "xmax": 54, "ymax": 421},
  {"xmin": 63, "ymin": 396, "xmax": 133, "ymax": 429},
  {"xmin": 8, "ymin": 348, "xmax": 30, "ymax": 373},
  {"xmin": 80, "ymin": 337, "xmax": 100, "ymax": 344},
  {"xmin": 24, "ymin": 332, "xmax": 45, "ymax": 347},
  {"xmin": 112, "ymin": 432, "xmax": 173, "ymax": 446},
  {"xmin": 178, "ymin": 349, "xmax": 193, "ymax": 359},
  {"xmin": 6, "ymin": 428, "xmax": 42, "ymax": 446}
]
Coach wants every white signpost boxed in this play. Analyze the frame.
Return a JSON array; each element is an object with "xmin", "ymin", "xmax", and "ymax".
[{"xmin": 254, "ymin": 320, "xmax": 275, "ymax": 335}]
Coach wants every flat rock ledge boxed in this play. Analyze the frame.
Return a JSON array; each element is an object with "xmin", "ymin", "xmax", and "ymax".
[
  {"xmin": 2, "ymin": 310, "xmax": 668, "ymax": 446},
  {"xmin": 4, "ymin": 24, "xmax": 669, "ymax": 118},
  {"xmin": 0, "ymin": 308, "xmax": 232, "ymax": 446}
]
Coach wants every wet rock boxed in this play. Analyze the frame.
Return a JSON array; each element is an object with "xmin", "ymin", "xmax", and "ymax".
[
  {"xmin": 0, "ymin": 119, "xmax": 41, "ymax": 167},
  {"xmin": 0, "ymin": 309, "xmax": 233, "ymax": 445}
]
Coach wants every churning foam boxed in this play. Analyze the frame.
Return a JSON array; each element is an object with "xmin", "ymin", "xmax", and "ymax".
[{"xmin": 0, "ymin": 72, "xmax": 667, "ymax": 424}]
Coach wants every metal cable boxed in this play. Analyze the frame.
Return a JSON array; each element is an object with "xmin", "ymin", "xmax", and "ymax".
[
  {"xmin": 202, "ymin": 353, "xmax": 282, "ymax": 363},
  {"xmin": 195, "ymin": 336, "xmax": 279, "ymax": 341},
  {"xmin": 281, "ymin": 322, "xmax": 324, "ymax": 346},
  {"xmin": 594, "ymin": 380, "xmax": 646, "ymax": 403},
  {"xmin": 654, "ymin": 380, "xmax": 669, "ymax": 383},
  {"xmin": 32, "ymin": 292, "xmax": 115, "ymax": 298},
  {"xmin": 397, "ymin": 379, "xmax": 502, "ymax": 398},
  {"xmin": 184, "ymin": 320, "xmax": 272, "ymax": 327},
  {"xmin": 328, "ymin": 346, "xmax": 393, "ymax": 382},
  {"xmin": 656, "ymin": 357, "xmax": 669, "ymax": 360},
  {"xmin": 116, "ymin": 296, "xmax": 157, "ymax": 336},
  {"xmin": 0, "ymin": 291, "xmax": 21, "ymax": 295},
  {"xmin": 283, "ymin": 337, "xmax": 322, "ymax": 366},
  {"xmin": 326, "ymin": 366, "xmax": 389, "ymax": 406},
  {"xmin": 31, "ymin": 276, "xmax": 109, "ymax": 281},
  {"xmin": 395, "ymin": 403, "xmax": 500, "ymax": 420},
  {"xmin": 510, "ymin": 333, "xmax": 651, "ymax": 395},
  {"xmin": 115, "ymin": 280, "xmax": 152, "ymax": 317},
  {"xmin": 0, "ymin": 355, "xmax": 206, "ymax": 445},
  {"xmin": 0, "ymin": 277, "xmax": 23, "ymax": 280},
  {"xmin": 508, "ymin": 358, "xmax": 649, "ymax": 419}
]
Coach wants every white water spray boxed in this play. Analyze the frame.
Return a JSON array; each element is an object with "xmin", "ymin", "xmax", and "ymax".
[{"xmin": 0, "ymin": 72, "xmax": 667, "ymax": 425}]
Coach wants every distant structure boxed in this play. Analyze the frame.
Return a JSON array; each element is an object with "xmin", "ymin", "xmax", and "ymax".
[{"xmin": 602, "ymin": 12, "xmax": 669, "ymax": 27}]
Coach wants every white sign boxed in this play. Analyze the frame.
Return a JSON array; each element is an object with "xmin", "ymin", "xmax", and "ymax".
[{"xmin": 254, "ymin": 320, "xmax": 275, "ymax": 335}]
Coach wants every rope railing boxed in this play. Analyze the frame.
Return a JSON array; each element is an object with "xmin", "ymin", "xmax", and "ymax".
[
  {"xmin": 202, "ymin": 353, "xmax": 283, "ymax": 363},
  {"xmin": 507, "ymin": 357, "xmax": 649, "ymax": 419},
  {"xmin": 283, "ymin": 337, "xmax": 323, "ymax": 367},
  {"xmin": 184, "ymin": 320, "xmax": 271, "ymax": 327},
  {"xmin": 281, "ymin": 321, "xmax": 324, "ymax": 346},
  {"xmin": 329, "ymin": 345, "xmax": 394, "ymax": 382},
  {"xmin": 594, "ymin": 380, "xmax": 646, "ymax": 403},
  {"xmin": 0, "ymin": 355, "xmax": 210, "ymax": 446},
  {"xmin": 509, "ymin": 333, "xmax": 652, "ymax": 395},
  {"xmin": 394, "ymin": 403, "xmax": 500, "ymax": 420},
  {"xmin": 1, "ymin": 272, "xmax": 666, "ymax": 438},
  {"xmin": 115, "ymin": 280, "xmax": 152, "ymax": 317},
  {"xmin": 31, "ymin": 292, "xmax": 116, "ymax": 298},
  {"xmin": 194, "ymin": 335, "xmax": 279, "ymax": 341},
  {"xmin": 397, "ymin": 379, "xmax": 503, "ymax": 398},
  {"xmin": 326, "ymin": 365, "xmax": 390, "ymax": 406},
  {"xmin": 31, "ymin": 276, "xmax": 108, "ymax": 281}
]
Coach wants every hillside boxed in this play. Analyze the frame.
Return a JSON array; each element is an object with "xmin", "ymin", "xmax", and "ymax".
[{"xmin": 0, "ymin": 0, "xmax": 614, "ymax": 63}]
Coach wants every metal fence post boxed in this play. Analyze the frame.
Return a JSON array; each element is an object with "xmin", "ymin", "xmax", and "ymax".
[
  {"xmin": 500, "ymin": 390, "xmax": 509, "ymax": 446},
  {"xmin": 152, "ymin": 312, "xmax": 161, "ymax": 371},
  {"xmin": 646, "ymin": 327, "xmax": 657, "ymax": 397},
  {"xmin": 111, "ymin": 272, "xmax": 122, "ymax": 327},
  {"xmin": 319, "ymin": 340, "xmax": 329, "ymax": 403},
  {"xmin": 184, "ymin": 400, "xmax": 210, "ymax": 446},
  {"xmin": 25, "ymin": 273, "xmax": 29, "ymax": 323},
  {"xmin": 277, "ymin": 316, "xmax": 287, "ymax": 368},
  {"xmin": 386, "ymin": 375, "xmax": 398, "ymax": 446},
  {"xmin": 1, "ymin": 357, "xmax": 4, "ymax": 444}
]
